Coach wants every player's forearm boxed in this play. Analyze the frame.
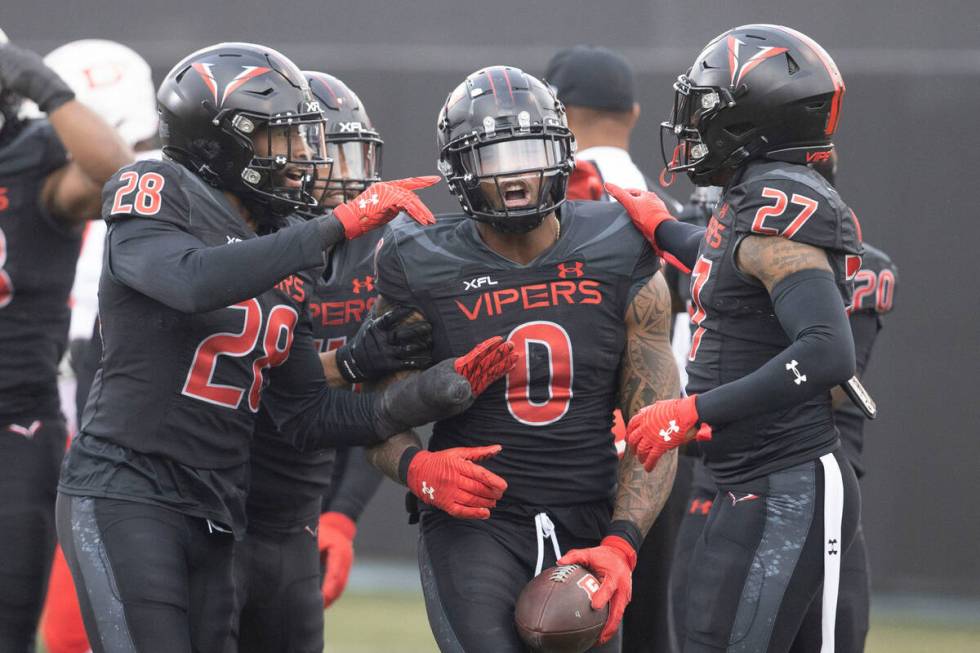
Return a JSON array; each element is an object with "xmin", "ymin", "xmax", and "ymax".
[
  {"xmin": 319, "ymin": 350, "xmax": 351, "ymax": 388},
  {"xmin": 366, "ymin": 431, "xmax": 422, "ymax": 484},
  {"xmin": 696, "ymin": 270, "xmax": 855, "ymax": 425},
  {"xmin": 655, "ymin": 220, "xmax": 705, "ymax": 271},
  {"xmin": 108, "ymin": 218, "xmax": 325, "ymax": 313},
  {"xmin": 47, "ymin": 100, "xmax": 133, "ymax": 184},
  {"xmin": 611, "ymin": 449, "xmax": 677, "ymax": 544}
]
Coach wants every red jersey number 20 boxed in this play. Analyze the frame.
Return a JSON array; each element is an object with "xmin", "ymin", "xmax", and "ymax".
[{"xmin": 182, "ymin": 298, "xmax": 298, "ymax": 412}]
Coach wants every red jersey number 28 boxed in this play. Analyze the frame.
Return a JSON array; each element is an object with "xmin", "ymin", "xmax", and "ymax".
[
  {"xmin": 111, "ymin": 171, "xmax": 165, "ymax": 216},
  {"xmin": 182, "ymin": 299, "xmax": 298, "ymax": 412}
]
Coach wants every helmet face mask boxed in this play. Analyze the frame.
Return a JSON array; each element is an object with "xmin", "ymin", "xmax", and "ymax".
[
  {"xmin": 660, "ymin": 24, "xmax": 845, "ymax": 186},
  {"xmin": 438, "ymin": 66, "xmax": 575, "ymax": 234}
]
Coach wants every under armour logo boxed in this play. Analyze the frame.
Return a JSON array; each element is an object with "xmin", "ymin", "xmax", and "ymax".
[
  {"xmin": 226, "ymin": 235, "xmax": 242, "ymax": 243},
  {"xmin": 421, "ymin": 481, "xmax": 435, "ymax": 500},
  {"xmin": 828, "ymin": 538, "xmax": 839, "ymax": 555},
  {"xmin": 357, "ymin": 194, "xmax": 380, "ymax": 209},
  {"xmin": 351, "ymin": 276, "xmax": 374, "ymax": 294},
  {"xmin": 786, "ymin": 359, "xmax": 807, "ymax": 385},
  {"xmin": 728, "ymin": 491, "xmax": 760, "ymax": 506},
  {"xmin": 6, "ymin": 420, "xmax": 41, "ymax": 438},
  {"xmin": 557, "ymin": 261, "xmax": 584, "ymax": 279},
  {"xmin": 659, "ymin": 420, "xmax": 680, "ymax": 442}
]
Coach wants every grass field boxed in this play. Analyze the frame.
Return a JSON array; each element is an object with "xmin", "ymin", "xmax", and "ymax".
[
  {"xmin": 33, "ymin": 590, "xmax": 980, "ymax": 651},
  {"xmin": 324, "ymin": 591, "xmax": 980, "ymax": 653}
]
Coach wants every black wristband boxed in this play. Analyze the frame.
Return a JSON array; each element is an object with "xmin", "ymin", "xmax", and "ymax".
[
  {"xmin": 397, "ymin": 446, "xmax": 422, "ymax": 484},
  {"xmin": 606, "ymin": 519, "xmax": 643, "ymax": 552},
  {"xmin": 315, "ymin": 215, "xmax": 346, "ymax": 250},
  {"xmin": 334, "ymin": 345, "xmax": 361, "ymax": 384}
]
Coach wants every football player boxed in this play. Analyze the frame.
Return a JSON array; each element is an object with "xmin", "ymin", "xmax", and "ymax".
[
  {"xmin": 547, "ymin": 45, "xmax": 689, "ymax": 653},
  {"xmin": 366, "ymin": 66, "xmax": 681, "ymax": 652},
  {"xmin": 0, "ymin": 29, "xmax": 133, "ymax": 652},
  {"xmin": 669, "ymin": 154, "xmax": 898, "ymax": 653},
  {"xmin": 612, "ymin": 25, "xmax": 863, "ymax": 651},
  {"xmin": 54, "ymin": 43, "xmax": 514, "ymax": 653},
  {"xmin": 33, "ymin": 38, "xmax": 160, "ymax": 653},
  {"xmin": 235, "ymin": 71, "xmax": 430, "ymax": 653}
]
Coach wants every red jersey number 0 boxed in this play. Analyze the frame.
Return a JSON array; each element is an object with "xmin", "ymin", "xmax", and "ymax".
[{"xmin": 505, "ymin": 321, "xmax": 573, "ymax": 426}]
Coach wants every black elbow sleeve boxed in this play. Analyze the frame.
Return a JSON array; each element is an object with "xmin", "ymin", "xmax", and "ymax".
[{"xmin": 695, "ymin": 269, "xmax": 854, "ymax": 425}]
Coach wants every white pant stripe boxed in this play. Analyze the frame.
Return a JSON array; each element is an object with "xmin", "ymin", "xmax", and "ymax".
[{"xmin": 819, "ymin": 453, "xmax": 845, "ymax": 653}]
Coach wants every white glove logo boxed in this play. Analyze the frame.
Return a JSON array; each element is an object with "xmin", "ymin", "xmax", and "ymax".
[
  {"xmin": 659, "ymin": 419, "xmax": 680, "ymax": 442},
  {"xmin": 421, "ymin": 481, "xmax": 435, "ymax": 500}
]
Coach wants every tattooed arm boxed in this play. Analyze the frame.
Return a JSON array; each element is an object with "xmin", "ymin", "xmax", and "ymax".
[
  {"xmin": 612, "ymin": 272, "xmax": 681, "ymax": 540},
  {"xmin": 735, "ymin": 234, "xmax": 831, "ymax": 291}
]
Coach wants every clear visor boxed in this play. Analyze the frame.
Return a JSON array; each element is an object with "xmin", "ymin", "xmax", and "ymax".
[
  {"xmin": 327, "ymin": 141, "xmax": 380, "ymax": 182},
  {"xmin": 248, "ymin": 118, "xmax": 331, "ymax": 205},
  {"xmin": 465, "ymin": 139, "xmax": 564, "ymax": 177}
]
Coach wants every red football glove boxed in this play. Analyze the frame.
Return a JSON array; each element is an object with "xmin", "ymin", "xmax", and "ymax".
[
  {"xmin": 333, "ymin": 176, "xmax": 440, "ymax": 239},
  {"xmin": 407, "ymin": 445, "xmax": 508, "ymax": 519},
  {"xmin": 626, "ymin": 396, "xmax": 712, "ymax": 472},
  {"xmin": 567, "ymin": 159, "xmax": 604, "ymax": 201},
  {"xmin": 558, "ymin": 536, "xmax": 638, "ymax": 645},
  {"xmin": 453, "ymin": 336, "xmax": 518, "ymax": 397},
  {"xmin": 604, "ymin": 182, "xmax": 691, "ymax": 273},
  {"xmin": 318, "ymin": 512, "xmax": 356, "ymax": 608}
]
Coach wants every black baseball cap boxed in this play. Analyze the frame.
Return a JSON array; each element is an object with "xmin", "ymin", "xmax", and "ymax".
[{"xmin": 545, "ymin": 45, "xmax": 635, "ymax": 112}]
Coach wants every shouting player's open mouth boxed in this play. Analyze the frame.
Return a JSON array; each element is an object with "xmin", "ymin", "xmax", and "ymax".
[{"xmin": 500, "ymin": 179, "xmax": 532, "ymax": 208}]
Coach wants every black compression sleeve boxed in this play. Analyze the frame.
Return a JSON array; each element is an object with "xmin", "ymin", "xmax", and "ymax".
[
  {"xmin": 695, "ymin": 269, "xmax": 855, "ymax": 425},
  {"xmin": 106, "ymin": 218, "xmax": 326, "ymax": 313},
  {"xmin": 654, "ymin": 220, "xmax": 705, "ymax": 271},
  {"xmin": 323, "ymin": 447, "xmax": 384, "ymax": 521}
]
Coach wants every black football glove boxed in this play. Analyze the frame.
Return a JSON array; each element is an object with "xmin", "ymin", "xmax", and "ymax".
[
  {"xmin": 0, "ymin": 41, "xmax": 74, "ymax": 113},
  {"xmin": 335, "ymin": 306, "xmax": 433, "ymax": 384}
]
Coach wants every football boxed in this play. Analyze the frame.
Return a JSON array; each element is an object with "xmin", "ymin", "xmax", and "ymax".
[{"xmin": 514, "ymin": 564, "xmax": 608, "ymax": 653}]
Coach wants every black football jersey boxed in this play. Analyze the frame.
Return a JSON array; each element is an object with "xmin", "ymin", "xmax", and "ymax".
[
  {"xmin": 376, "ymin": 202, "xmax": 658, "ymax": 506},
  {"xmin": 836, "ymin": 242, "xmax": 897, "ymax": 477},
  {"xmin": 59, "ymin": 158, "xmax": 375, "ymax": 536},
  {"xmin": 0, "ymin": 119, "xmax": 78, "ymax": 420},
  {"xmin": 685, "ymin": 161, "xmax": 863, "ymax": 485},
  {"xmin": 246, "ymin": 232, "xmax": 382, "ymax": 532}
]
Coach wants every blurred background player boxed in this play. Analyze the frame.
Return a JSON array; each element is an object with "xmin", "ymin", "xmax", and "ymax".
[
  {"xmin": 367, "ymin": 65, "xmax": 680, "ymax": 651},
  {"xmin": 0, "ymin": 28, "xmax": 133, "ymax": 652},
  {"xmin": 668, "ymin": 153, "xmax": 898, "ymax": 653},
  {"xmin": 617, "ymin": 24, "xmax": 863, "ymax": 651},
  {"xmin": 545, "ymin": 44, "xmax": 688, "ymax": 653},
  {"xmin": 235, "ymin": 70, "xmax": 434, "ymax": 653},
  {"xmin": 32, "ymin": 38, "xmax": 159, "ymax": 653}
]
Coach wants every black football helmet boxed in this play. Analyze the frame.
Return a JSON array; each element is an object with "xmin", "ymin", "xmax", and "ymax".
[
  {"xmin": 661, "ymin": 24, "xmax": 845, "ymax": 186},
  {"xmin": 304, "ymin": 71, "xmax": 383, "ymax": 207},
  {"xmin": 437, "ymin": 66, "xmax": 575, "ymax": 233},
  {"xmin": 157, "ymin": 42, "xmax": 329, "ymax": 218}
]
